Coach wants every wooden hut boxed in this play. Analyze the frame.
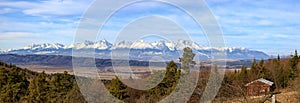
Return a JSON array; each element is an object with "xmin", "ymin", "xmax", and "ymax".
[{"xmin": 245, "ymin": 78, "xmax": 274, "ymax": 96}]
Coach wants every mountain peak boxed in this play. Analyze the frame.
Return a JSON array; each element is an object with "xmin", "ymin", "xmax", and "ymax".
[
  {"xmin": 23, "ymin": 43, "xmax": 64, "ymax": 50},
  {"xmin": 175, "ymin": 39, "xmax": 201, "ymax": 50},
  {"xmin": 131, "ymin": 40, "xmax": 154, "ymax": 49},
  {"xmin": 83, "ymin": 40, "xmax": 94, "ymax": 44},
  {"xmin": 99, "ymin": 39, "xmax": 108, "ymax": 43},
  {"xmin": 1, "ymin": 39, "xmax": 269, "ymax": 60}
]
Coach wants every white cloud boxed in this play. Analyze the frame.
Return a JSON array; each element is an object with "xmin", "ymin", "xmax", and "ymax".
[
  {"xmin": 0, "ymin": 0, "xmax": 93, "ymax": 17},
  {"xmin": 0, "ymin": 8, "xmax": 13, "ymax": 14},
  {"xmin": 257, "ymin": 20, "xmax": 273, "ymax": 26},
  {"xmin": 0, "ymin": 32, "xmax": 37, "ymax": 39},
  {"xmin": 272, "ymin": 34, "xmax": 289, "ymax": 38},
  {"xmin": 0, "ymin": 0, "xmax": 299, "ymax": 55}
]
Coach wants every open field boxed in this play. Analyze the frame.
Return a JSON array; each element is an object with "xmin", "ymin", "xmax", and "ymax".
[{"xmin": 19, "ymin": 65, "xmax": 166, "ymax": 80}]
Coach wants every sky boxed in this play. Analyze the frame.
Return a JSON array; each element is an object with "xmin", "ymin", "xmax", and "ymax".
[{"xmin": 0, "ymin": 0, "xmax": 299, "ymax": 55}]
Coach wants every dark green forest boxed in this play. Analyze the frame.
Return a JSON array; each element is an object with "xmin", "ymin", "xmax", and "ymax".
[
  {"xmin": 0, "ymin": 49, "xmax": 300, "ymax": 102},
  {"xmin": 0, "ymin": 62, "xmax": 86, "ymax": 103}
]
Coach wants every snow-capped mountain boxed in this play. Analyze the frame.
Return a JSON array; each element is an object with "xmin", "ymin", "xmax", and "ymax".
[
  {"xmin": 112, "ymin": 41, "xmax": 132, "ymax": 49},
  {"xmin": 175, "ymin": 39, "xmax": 202, "ymax": 50},
  {"xmin": 151, "ymin": 40, "xmax": 174, "ymax": 50},
  {"xmin": 65, "ymin": 40, "xmax": 112, "ymax": 50},
  {"xmin": 94, "ymin": 39, "xmax": 113, "ymax": 50},
  {"xmin": 23, "ymin": 43, "xmax": 64, "ymax": 50},
  {"xmin": 131, "ymin": 40, "xmax": 155, "ymax": 49},
  {"xmin": 0, "ymin": 39, "xmax": 269, "ymax": 60}
]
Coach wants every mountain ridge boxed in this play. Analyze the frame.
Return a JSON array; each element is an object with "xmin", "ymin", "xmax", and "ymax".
[{"xmin": 0, "ymin": 39, "xmax": 269, "ymax": 60}]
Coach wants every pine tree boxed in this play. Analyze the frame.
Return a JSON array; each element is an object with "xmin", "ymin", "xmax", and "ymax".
[
  {"xmin": 47, "ymin": 71, "xmax": 74, "ymax": 102},
  {"xmin": 146, "ymin": 61, "xmax": 181, "ymax": 102},
  {"xmin": 279, "ymin": 66, "xmax": 289, "ymax": 88},
  {"xmin": 108, "ymin": 77, "xmax": 128, "ymax": 100},
  {"xmin": 165, "ymin": 61, "xmax": 180, "ymax": 90},
  {"xmin": 0, "ymin": 68, "xmax": 29, "ymax": 102},
  {"xmin": 271, "ymin": 58, "xmax": 288, "ymax": 89},
  {"xmin": 238, "ymin": 65, "xmax": 248, "ymax": 83},
  {"xmin": 0, "ymin": 68, "xmax": 8, "ymax": 89},
  {"xmin": 65, "ymin": 82, "xmax": 87, "ymax": 103},
  {"xmin": 27, "ymin": 71, "xmax": 49, "ymax": 102},
  {"xmin": 257, "ymin": 59, "xmax": 270, "ymax": 79},
  {"xmin": 249, "ymin": 58, "xmax": 258, "ymax": 79},
  {"xmin": 289, "ymin": 50, "xmax": 299, "ymax": 79},
  {"xmin": 295, "ymin": 49, "xmax": 298, "ymax": 58},
  {"xmin": 179, "ymin": 47, "xmax": 196, "ymax": 73}
]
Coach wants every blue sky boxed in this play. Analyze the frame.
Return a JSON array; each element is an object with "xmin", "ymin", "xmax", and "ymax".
[{"xmin": 0, "ymin": 0, "xmax": 299, "ymax": 55}]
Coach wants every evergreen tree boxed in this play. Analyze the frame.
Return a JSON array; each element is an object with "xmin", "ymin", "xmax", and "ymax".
[
  {"xmin": 179, "ymin": 47, "xmax": 196, "ymax": 73},
  {"xmin": 289, "ymin": 50, "xmax": 299, "ymax": 79},
  {"xmin": 146, "ymin": 61, "xmax": 181, "ymax": 102},
  {"xmin": 271, "ymin": 58, "xmax": 289, "ymax": 89},
  {"xmin": 0, "ymin": 68, "xmax": 8, "ymax": 89},
  {"xmin": 0, "ymin": 68, "xmax": 29, "ymax": 102},
  {"xmin": 238, "ymin": 65, "xmax": 248, "ymax": 83},
  {"xmin": 0, "ymin": 62, "xmax": 88, "ymax": 102},
  {"xmin": 249, "ymin": 58, "xmax": 260, "ymax": 81},
  {"xmin": 47, "ymin": 71, "xmax": 74, "ymax": 102},
  {"xmin": 27, "ymin": 71, "xmax": 49, "ymax": 102},
  {"xmin": 108, "ymin": 77, "xmax": 128, "ymax": 100},
  {"xmin": 65, "ymin": 83, "xmax": 87, "ymax": 103},
  {"xmin": 165, "ymin": 61, "xmax": 180, "ymax": 90},
  {"xmin": 295, "ymin": 49, "xmax": 298, "ymax": 58},
  {"xmin": 257, "ymin": 59, "xmax": 270, "ymax": 79},
  {"xmin": 279, "ymin": 66, "xmax": 289, "ymax": 88}
]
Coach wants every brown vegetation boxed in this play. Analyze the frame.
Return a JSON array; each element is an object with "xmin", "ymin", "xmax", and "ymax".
[{"xmin": 1, "ymin": 49, "xmax": 300, "ymax": 103}]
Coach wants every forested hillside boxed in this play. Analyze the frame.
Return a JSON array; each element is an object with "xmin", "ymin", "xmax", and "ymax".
[
  {"xmin": 0, "ymin": 49, "xmax": 299, "ymax": 103},
  {"xmin": 101, "ymin": 50, "xmax": 300, "ymax": 102},
  {"xmin": 0, "ymin": 62, "xmax": 86, "ymax": 103},
  {"xmin": 0, "ymin": 60, "xmax": 181, "ymax": 103},
  {"xmin": 213, "ymin": 50, "xmax": 300, "ymax": 102}
]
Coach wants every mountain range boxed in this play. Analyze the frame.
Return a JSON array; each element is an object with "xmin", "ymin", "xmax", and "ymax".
[{"xmin": 0, "ymin": 39, "xmax": 269, "ymax": 60}]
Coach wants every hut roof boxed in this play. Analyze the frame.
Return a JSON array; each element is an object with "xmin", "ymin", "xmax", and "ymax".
[{"xmin": 245, "ymin": 78, "xmax": 274, "ymax": 86}]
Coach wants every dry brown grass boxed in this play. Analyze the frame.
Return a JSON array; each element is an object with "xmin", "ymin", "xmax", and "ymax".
[
  {"xmin": 18, "ymin": 65, "xmax": 164, "ymax": 80},
  {"xmin": 213, "ymin": 88, "xmax": 299, "ymax": 103}
]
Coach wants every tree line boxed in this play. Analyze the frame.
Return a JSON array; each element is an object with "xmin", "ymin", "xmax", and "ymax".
[
  {"xmin": 213, "ymin": 50, "xmax": 300, "ymax": 102},
  {"xmin": 0, "ymin": 48, "xmax": 299, "ymax": 102},
  {"xmin": 0, "ymin": 62, "xmax": 86, "ymax": 103}
]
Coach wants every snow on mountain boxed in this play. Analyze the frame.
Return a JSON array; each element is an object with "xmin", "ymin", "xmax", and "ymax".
[
  {"xmin": 93, "ymin": 39, "xmax": 112, "ymax": 50},
  {"xmin": 113, "ymin": 40, "xmax": 175, "ymax": 51},
  {"xmin": 23, "ymin": 43, "xmax": 64, "ymax": 50},
  {"xmin": 112, "ymin": 41, "xmax": 133, "ymax": 49},
  {"xmin": 175, "ymin": 39, "xmax": 202, "ymax": 50},
  {"xmin": 1, "ymin": 43, "xmax": 65, "ymax": 55},
  {"xmin": 65, "ymin": 40, "xmax": 94, "ymax": 49},
  {"xmin": 65, "ymin": 39, "xmax": 112, "ymax": 50},
  {"xmin": 165, "ymin": 42, "xmax": 175, "ymax": 51},
  {"xmin": 131, "ymin": 40, "xmax": 155, "ymax": 49},
  {"xmin": 151, "ymin": 40, "xmax": 175, "ymax": 51},
  {"xmin": 0, "ymin": 39, "xmax": 269, "ymax": 60},
  {"xmin": 0, "ymin": 49, "xmax": 13, "ymax": 53},
  {"xmin": 226, "ymin": 47, "xmax": 246, "ymax": 52}
]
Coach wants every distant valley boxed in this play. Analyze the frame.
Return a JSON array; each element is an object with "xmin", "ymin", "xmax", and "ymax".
[{"xmin": 0, "ymin": 54, "xmax": 254, "ymax": 71}]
